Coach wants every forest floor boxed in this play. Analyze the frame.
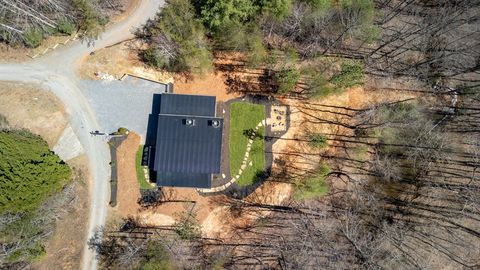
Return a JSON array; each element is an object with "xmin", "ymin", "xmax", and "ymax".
[
  {"xmin": 32, "ymin": 155, "xmax": 90, "ymax": 270},
  {"xmin": 85, "ymin": 43, "xmax": 423, "ymax": 242}
]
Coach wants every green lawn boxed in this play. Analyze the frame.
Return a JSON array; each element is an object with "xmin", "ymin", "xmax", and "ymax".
[
  {"xmin": 229, "ymin": 102, "xmax": 266, "ymax": 186},
  {"xmin": 135, "ymin": 145, "xmax": 154, "ymax": 189}
]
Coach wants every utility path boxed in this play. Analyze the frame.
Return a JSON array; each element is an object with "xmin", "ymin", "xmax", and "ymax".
[{"xmin": 0, "ymin": 1, "xmax": 164, "ymax": 269}]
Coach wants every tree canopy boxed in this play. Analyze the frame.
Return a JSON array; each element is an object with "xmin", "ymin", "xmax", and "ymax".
[
  {"xmin": 0, "ymin": 130, "xmax": 71, "ymax": 214},
  {"xmin": 140, "ymin": 0, "xmax": 212, "ymax": 74}
]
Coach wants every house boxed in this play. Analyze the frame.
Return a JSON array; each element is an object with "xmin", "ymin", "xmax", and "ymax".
[{"xmin": 151, "ymin": 93, "xmax": 223, "ymax": 188}]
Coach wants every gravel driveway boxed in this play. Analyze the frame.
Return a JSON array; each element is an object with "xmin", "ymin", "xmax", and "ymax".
[{"xmin": 81, "ymin": 76, "xmax": 167, "ymax": 142}]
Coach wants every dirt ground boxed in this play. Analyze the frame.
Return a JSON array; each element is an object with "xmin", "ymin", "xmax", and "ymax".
[
  {"xmin": 0, "ymin": 43, "xmax": 30, "ymax": 63},
  {"xmin": 110, "ymin": 0, "xmax": 142, "ymax": 23},
  {"xmin": 78, "ymin": 41, "xmax": 173, "ymax": 83},
  {"xmin": 33, "ymin": 155, "xmax": 90, "ymax": 270},
  {"xmin": 114, "ymin": 133, "xmax": 291, "ymax": 236},
  {"xmin": 112, "ymin": 132, "xmax": 221, "ymax": 225},
  {"xmin": 0, "ymin": 82, "xmax": 68, "ymax": 146},
  {"xmin": 174, "ymin": 72, "xmax": 240, "ymax": 101},
  {"xmin": 115, "ymin": 132, "xmax": 142, "ymax": 217},
  {"xmin": 79, "ymin": 43, "xmax": 241, "ymax": 101}
]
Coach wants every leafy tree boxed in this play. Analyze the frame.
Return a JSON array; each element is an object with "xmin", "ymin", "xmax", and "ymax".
[
  {"xmin": 301, "ymin": 0, "xmax": 333, "ymax": 10},
  {"xmin": 339, "ymin": 0, "xmax": 378, "ymax": 42},
  {"xmin": 213, "ymin": 22, "xmax": 267, "ymax": 66},
  {"xmin": 137, "ymin": 242, "xmax": 174, "ymax": 270},
  {"xmin": 259, "ymin": 0, "xmax": 293, "ymax": 20},
  {"xmin": 302, "ymin": 66, "xmax": 338, "ymax": 99},
  {"xmin": 0, "ymin": 130, "xmax": 71, "ymax": 214},
  {"xmin": 197, "ymin": 0, "xmax": 258, "ymax": 31},
  {"xmin": 140, "ymin": 0, "xmax": 212, "ymax": 74}
]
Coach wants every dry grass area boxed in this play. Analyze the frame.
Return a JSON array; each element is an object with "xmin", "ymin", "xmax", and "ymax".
[
  {"xmin": 33, "ymin": 155, "xmax": 90, "ymax": 270},
  {"xmin": 0, "ymin": 43, "xmax": 30, "ymax": 63},
  {"xmin": 0, "ymin": 82, "xmax": 68, "ymax": 146}
]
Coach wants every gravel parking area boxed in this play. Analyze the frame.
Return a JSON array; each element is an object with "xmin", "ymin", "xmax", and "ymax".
[{"xmin": 80, "ymin": 76, "xmax": 168, "ymax": 142}]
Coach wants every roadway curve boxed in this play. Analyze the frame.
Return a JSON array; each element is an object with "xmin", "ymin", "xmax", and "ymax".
[{"xmin": 0, "ymin": 1, "xmax": 164, "ymax": 269}]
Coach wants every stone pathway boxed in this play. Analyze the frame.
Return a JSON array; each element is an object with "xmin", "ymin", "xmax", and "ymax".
[{"xmin": 197, "ymin": 120, "xmax": 266, "ymax": 194}]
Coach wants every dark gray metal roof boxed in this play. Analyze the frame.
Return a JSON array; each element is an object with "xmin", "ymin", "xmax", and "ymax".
[
  {"xmin": 160, "ymin": 93, "xmax": 216, "ymax": 117},
  {"xmin": 154, "ymin": 114, "xmax": 223, "ymax": 174},
  {"xmin": 156, "ymin": 172, "xmax": 211, "ymax": 188}
]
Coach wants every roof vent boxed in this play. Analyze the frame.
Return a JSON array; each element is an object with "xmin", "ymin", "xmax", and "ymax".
[
  {"xmin": 185, "ymin": 119, "xmax": 195, "ymax": 126},
  {"xmin": 211, "ymin": 120, "xmax": 221, "ymax": 128}
]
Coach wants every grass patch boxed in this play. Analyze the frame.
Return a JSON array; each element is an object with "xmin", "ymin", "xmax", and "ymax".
[
  {"xmin": 135, "ymin": 145, "xmax": 153, "ymax": 189},
  {"xmin": 229, "ymin": 102, "xmax": 266, "ymax": 186}
]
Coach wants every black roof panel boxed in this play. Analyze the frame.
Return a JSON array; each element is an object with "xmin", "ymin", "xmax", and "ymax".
[
  {"xmin": 160, "ymin": 93, "xmax": 216, "ymax": 117},
  {"xmin": 156, "ymin": 172, "xmax": 211, "ymax": 188},
  {"xmin": 154, "ymin": 114, "xmax": 223, "ymax": 174}
]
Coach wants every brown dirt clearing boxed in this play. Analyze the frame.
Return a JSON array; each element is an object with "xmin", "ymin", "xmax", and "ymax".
[
  {"xmin": 0, "ymin": 81, "xmax": 68, "ymax": 146},
  {"xmin": 78, "ymin": 41, "xmax": 172, "ymax": 83},
  {"xmin": 114, "ymin": 132, "xmax": 142, "ymax": 217}
]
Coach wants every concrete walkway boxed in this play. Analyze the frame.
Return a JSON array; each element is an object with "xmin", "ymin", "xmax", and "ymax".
[{"xmin": 197, "ymin": 120, "xmax": 266, "ymax": 193}]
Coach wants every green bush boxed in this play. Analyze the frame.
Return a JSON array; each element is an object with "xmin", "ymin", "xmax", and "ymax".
[
  {"xmin": 143, "ymin": 48, "xmax": 168, "ymax": 68},
  {"xmin": 330, "ymin": 61, "xmax": 364, "ymax": 89},
  {"xmin": 307, "ymin": 133, "xmax": 328, "ymax": 148},
  {"xmin": 294, "ymin": 163, "xmax": 331, "ymax": 200},
  {"xmin": 56, "ymin": 18, "xmax": 76, "ymax": 35},
  {"xmin": 275, "ymin": 67, "xmax": 300, "ymax": 94},
  {"xmin": 23, "ymin": 28, "xmax": 44, "ymax": 48}
]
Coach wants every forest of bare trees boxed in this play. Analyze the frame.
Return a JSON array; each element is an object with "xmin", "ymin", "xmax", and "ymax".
[
  {"xmin": 0, "ymin": 0, "xmax": 126, "ymax": 47},
  {"xmin": 58, "ymin": 0, "xmax": 480, "ymax": 269}
]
